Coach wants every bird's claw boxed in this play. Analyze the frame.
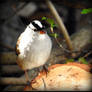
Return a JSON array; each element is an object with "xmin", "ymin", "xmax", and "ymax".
[
  {"xmin": 26, "ymin": 80, "xmax": 36, "ymax": 90},
  {"xmin": 43, "ymin": 65, "xmax": 49, "ymax": 77}
]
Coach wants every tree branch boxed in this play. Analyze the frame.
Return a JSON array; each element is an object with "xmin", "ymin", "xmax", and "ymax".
[{"xmin": 46, "ymin": 0, "xmax": 73, "ymax": 51}]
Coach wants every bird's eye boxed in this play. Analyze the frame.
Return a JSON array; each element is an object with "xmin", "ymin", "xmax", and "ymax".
[{"xmin": 34, "ymin": 29, "xmax": 37, "ymax": 31}]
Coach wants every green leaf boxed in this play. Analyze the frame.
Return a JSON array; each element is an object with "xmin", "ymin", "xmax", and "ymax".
[
  {"xmin": 47, "ymin": 18, "xmax": 57, "ymax": 28},
  {"xmin": 46, "ymin": 18, "xmax": 55, "ymax": 25},
  {"xmin": 51, "ymin": 24, "xmax": 57, "ymax": 28},
  {"xmin": 66, "ymin": 59, "xmax": 74, "ymax": 64},
  {"xmin": 42, "ymin": 17, "xmax": 57, "ymax": 28},
  {"xmin": 49, "ymin": 33, "xmax": 58, "ymax": 38},
  {"xmin": 78, "ymin": 57, "xmax": 88, "ymax": 64},
  {"xmin": 81, "ymin": 8, "xmax": 92, "ymax": 14},
  {"xmin": 42, "ymin": 17, "xmax": 47, "ymax": 20}
]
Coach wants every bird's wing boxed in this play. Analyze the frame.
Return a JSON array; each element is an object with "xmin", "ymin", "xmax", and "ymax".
[{"xmin": 15, "ymin": 27, "xmax": 35, "ymax": 56}]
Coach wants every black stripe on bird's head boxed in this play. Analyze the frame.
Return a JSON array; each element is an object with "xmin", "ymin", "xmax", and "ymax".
[
  {"xmin": 32, "ymin": 20, "xmax": 43, "ymax": 31},
  {"xmin": 31, "ymin": 20, "xmax": 49, "ymax": 31}
]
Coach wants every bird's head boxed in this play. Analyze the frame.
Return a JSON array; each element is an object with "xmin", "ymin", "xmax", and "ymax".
[{"xmin": 28, "ymin": 20, "xmax": 49, "ymax": 34}]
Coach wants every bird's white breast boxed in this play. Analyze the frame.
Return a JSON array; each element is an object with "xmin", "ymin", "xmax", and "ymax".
[
  {"xmin": 26, "ymin": 33, "xmax": 52, "ymax": 69},
  {"xmin": 17, "ymin": 27, "xmax": 52, "ymax": 70},
  {"xmin": 18, "ymin": 26, "xmax": 35, "ymax": 57}
]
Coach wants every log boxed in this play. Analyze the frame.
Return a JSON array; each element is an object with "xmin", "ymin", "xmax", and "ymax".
[
  {"xmin": 0, "ymin": 77, "xmax": 27, "ymax": 85},
  {"xmin": 2, "ymin": 62, "xmax": 92, "ymax": 91},
  {"xmin": 4, "ymin": 86, "xmax": 24, "ymax": 91},
  {"xmin": 24, "ymin": 63, "xmax": 92, "ymax": 91},
  {"xmin": 1, "ymin": 65, "xmax": 23, "ymax": 75},
  {"xmin": 71, "ymin": 25, "xmax": 92, "ymax": 51},
  {"xmin": 0, "ymin": 52, "xmax": 17, "ymax": 65}
]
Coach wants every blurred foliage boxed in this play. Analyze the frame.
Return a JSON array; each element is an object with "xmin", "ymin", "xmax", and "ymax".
[
  {"xmin": 66, "ymin": 57, "xmax": 88, "ymax": 65},
  {"xmin": 42, "ymin": 17, "xmax": 58, "ymax": 38},
  {"xmin": 42, "ymin": 17, "xmax": 57, "ymax": 28},
  {"xmin": 66, "ymin": 58, "xmax": 74, "ymax": 63},
  {"xmin": 81, "ymin": 8, "xmax": 92, "ymax": 14},
  {"xmin": 78, "ymin": 57, "xmax": 88, "ymax": 64},
  {"xmin": 49, "ymin": 33, "xmax": 59, "ymax": 38}
]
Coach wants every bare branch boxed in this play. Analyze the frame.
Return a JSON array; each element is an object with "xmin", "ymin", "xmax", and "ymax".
[
  {"xmin": 46, "ymin": 0, "xmax": 73, "ymax": 51},
  {"xmin": 42, "ymin": 78, "xmax": 47, "ymax": 90}
]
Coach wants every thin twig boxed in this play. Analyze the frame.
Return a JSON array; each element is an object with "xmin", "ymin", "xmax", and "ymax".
[
  {"xmin": 83, "ymin": 51, "xmax": 92, "ymax": 58},
  {"xmin": 24, "ymin": 70, "xmax": 31, "ymax": 82},
  {"xmin": 55, "ymin": 38, "xmax": 71, "ymax": 53},
  {"xmin": 42, "ymin": 78, "xmax": 47, "ymax": 90},
  {"xmin": 50, "ymin": 27, "xmax": 71, "ymax": 53}
]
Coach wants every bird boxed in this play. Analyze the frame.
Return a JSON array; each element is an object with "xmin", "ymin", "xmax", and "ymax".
[{"xmin": 16, "ymin": 20, "xmax": 52, "ymax": 83}]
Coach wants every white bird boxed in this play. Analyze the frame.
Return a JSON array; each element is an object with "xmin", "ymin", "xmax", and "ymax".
[{"xmin": 16, "ymin": 20, "xmax": 52, "ymax": 83}]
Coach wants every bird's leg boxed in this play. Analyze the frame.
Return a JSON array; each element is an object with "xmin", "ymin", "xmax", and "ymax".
[
  {"xmin": 37, "ymin": 66, "xmax": 49, "ymax": 77},
  {"xmin": 24, "ymin": 70, "xmax": 30, "ymax": 85},
  {"xmin": 43, "ymin": 65, "xmax": 49, "ymax": 77},
  {"xmin": 24, "ymin": 70, "xmax": 36, "ymax": 90}
]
